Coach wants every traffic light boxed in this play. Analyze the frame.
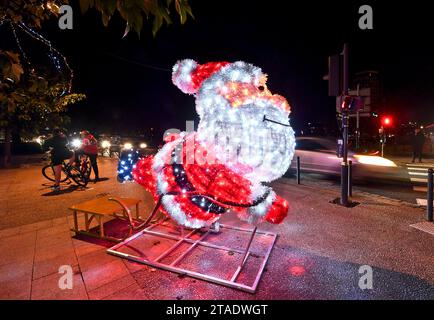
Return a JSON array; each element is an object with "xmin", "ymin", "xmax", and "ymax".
[
  {"xmin": 339, "ymin": 96, "xmax": 364, "ymax": 113},
  {"xmin": 381, "ymin": 116, "xmax": 392, "ymax": 127},
  {"xmin": 327, "ymin": 54, "xmax": 341, "ymax": 96}
]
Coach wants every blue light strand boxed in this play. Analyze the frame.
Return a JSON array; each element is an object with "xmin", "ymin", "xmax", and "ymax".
[
  {"xmin": 117, "ymin": 149, "xmax": 141, "ymax": 183},
  {"xmin": 16, "ymin": 22, "xmax": 74, "ymax": 94},
  {"xmin": 9, "ymin": 21, "xmax": 32, "ymax": 69}
]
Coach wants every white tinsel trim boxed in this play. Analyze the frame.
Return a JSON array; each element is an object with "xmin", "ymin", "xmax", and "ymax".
[
  {"xmin": 162, "ymin": 195, "xmax": 212, "ymax": 229},
  {"xmin": 152, "ymin": 134, "xmax": 185, "ymax": 173},
  {"xmin": 248, "ymin": 188, "xmax": 276, "ymax": 218},
  {"xmin": 172, "ymin": 59, "xmax": 198, "ymax": 94},
  {"xmin": 156, "ymin": 171, "xmax": 169, "ymax": 195}
]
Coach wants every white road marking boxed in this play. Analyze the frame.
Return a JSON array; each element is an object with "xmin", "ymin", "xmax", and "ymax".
[
  {"xmin": 409, "ymin": 172, "xmax": 428, "ymax": 176},
  {"xmin": 407, "ymin": 167, "xmax": 428, "ymax": 171},
  {"xmin": 406, "ymin": 165, "xmax": 433, "ymax": 205},
  {"xmin": 416, "ymin": 198, "xmax": 434, "ymax": 206},
  {"xmin": 416, "ymin": 198, "xmax": 426, "ymax": 206},
  {"xmin": 410, "ymin": 222, "xmax": 434, "ymax": 236},
  {"xmin": 406, "ymin": 163, "xmax": 434, "ymax": 167},
  {"xmin": 411, "ymin": 178, "xmax": 428, "ymax": 183},
  {"xmin": 413, "ymin": 186, "xmax": 428, "ymax": 192}
]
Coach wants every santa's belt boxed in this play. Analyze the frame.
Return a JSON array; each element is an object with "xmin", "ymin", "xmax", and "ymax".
[{"xmin": 161, "ymin": 189, "xmax": 271, "ymax": 213}]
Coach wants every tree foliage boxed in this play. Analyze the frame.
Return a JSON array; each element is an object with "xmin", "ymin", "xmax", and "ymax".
[
  {"xmin": 0, "ymin": 0, "xmax": 194, "ymax": 37},
  {"xmin": 0, "ymin": 50, "xmax": 85, "ymax": 139},
  {"xmin": 79, "ymin": 0, "xmax": 194, "ymax": 37},
  {"xmin": 0, "ymin": 0, "xmax": 67, "ymax": 28}
]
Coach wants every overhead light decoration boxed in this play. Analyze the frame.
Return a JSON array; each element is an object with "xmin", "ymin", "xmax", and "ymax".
[
  {"xmin": 1, "ymin": 20, "xmax": 74, "ymax": 95},
  {"xmin": 140, "ymin": 143, "xmax": 147, "ymax": 149},
  {"xmin": 129, "ymin": 59, "xmax": 295, "ymax": 228}
]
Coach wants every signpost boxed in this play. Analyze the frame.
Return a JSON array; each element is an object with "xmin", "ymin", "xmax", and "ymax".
[{"xmin": 327, "ymin": 44, "xmax": 363, "ymax": 207}]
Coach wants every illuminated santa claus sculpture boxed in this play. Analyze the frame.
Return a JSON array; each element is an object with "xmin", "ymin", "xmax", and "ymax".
[{"xmin": 133, "ymin": 59, "xmax": 296, "ymax": 229}]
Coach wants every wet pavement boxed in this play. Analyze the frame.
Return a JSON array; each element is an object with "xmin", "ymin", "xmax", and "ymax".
[{"xmin": 0, "ymin": 157, "xmax": 433, "ymax": 299}]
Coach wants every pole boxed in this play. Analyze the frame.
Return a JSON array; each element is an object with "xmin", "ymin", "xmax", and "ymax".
[
  {"xmin": 341, "ymin": 112, "xmax": 349, "ymax": 206},
  {"xmin": 356, "ymin": 110, "xmax": 360, "ymax": 150},
  {"xmin": 296, "ymin": 156, "xmax": 301, "ymax": 185},
  {"xmin": 428, "ymin": 168, "xmax": 433, "ymax": 222},
  {"xmin": 343, "ymin": 43, "xmax": 349, "ymax": 96},
  {"xmin": 348, "ymin": 160, "xmax": 353, "ymax": 197},
  {"xmin": 340, "ymin": 43, "xmax": 350, "ymax": 207},
  {"xmin": 379, "ymin": 126, "xmax": 385, "ymax": 157},
  {"xmin": 355, "ymin": 84, "xmax": 360, "ymax": 150}
]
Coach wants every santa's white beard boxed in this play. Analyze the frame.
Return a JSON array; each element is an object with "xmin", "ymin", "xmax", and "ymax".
[{"xmin": 196, "ymin": 114, "xmax": 295, "ymax": 183}]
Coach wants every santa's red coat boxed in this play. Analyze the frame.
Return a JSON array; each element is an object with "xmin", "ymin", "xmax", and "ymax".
[{"xmin": 132, "ymin": 134, "xmax": 288, "ymax": 226}]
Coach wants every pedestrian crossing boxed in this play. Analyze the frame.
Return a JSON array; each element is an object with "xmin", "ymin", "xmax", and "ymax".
[{"xmin": 405, "ymin": 163, "xmax": 433, "ymax": 206}]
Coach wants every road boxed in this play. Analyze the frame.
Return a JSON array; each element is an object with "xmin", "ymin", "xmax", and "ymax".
[
  {"xmin": 288, "ymin": 161, "xmax": 434, "ymax": 206},
  {"xmin": 1, "ymin": 155, "xmax": 434, "ymax": 299}
]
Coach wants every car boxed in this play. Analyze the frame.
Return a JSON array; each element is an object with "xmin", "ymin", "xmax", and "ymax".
[
  {"xmin": 98, "ymin": 135, "xmax": 154, "ymax": 158},
  {"xmin": 290, "ymin": 137, "xmax": 405, "ymax": 181},
  {"xmin": 98, "ymin": 135, "xmax": 122, "ymax": 157}
]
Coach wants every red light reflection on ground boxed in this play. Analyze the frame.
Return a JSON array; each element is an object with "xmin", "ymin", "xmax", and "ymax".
[{"xmin": 289, "ymin": 265, "xmax": 306, "ymax": 277}]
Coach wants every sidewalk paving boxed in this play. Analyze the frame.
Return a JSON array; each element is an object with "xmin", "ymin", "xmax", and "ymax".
[{"xmin": 0, "ymin": 157, "xmax": 433, "ymax": 300}]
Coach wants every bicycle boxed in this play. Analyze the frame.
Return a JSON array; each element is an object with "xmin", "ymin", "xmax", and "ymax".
[{"xmin": 42, "ymin": 152, "xmax": 90, "ymax": 187}]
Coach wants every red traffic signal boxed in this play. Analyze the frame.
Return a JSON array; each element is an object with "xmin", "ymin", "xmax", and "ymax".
[
  {"xmin": 339, "ymin": 96, "xmax": 364, "ymax": 113},
  {"xmin": 381, "ymin": 116, "xmax": 393, "ymax": 127}
]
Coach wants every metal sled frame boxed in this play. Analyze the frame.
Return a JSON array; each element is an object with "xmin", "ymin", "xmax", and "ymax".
[{"xmin": 107, "ymin": 198, "xmax": 277, "ymax": 293}]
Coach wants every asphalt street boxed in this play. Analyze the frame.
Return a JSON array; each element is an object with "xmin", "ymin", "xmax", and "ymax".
[
  {"xmin": 287, "ymin": 161, "xmax": 434, "ymax": 206},
  {"xmin": 1, "ymin": 156, "xmax": 434, "ymax": 299}
]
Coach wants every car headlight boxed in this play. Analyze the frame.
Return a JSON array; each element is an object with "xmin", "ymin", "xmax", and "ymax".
[
  {"xmin": 140, "ymin": 143, "xmax": 147, "ymax": 149},
  {"xmin": 354, "ymin": 155, "xmax": 397, "ymax": 167},
  {"xmin": 123, "ymin": 142, "xmax": 133, "ymax": 150},
  {"xmin": 35, "ymin": 137, "xmax": 43, "ymax": 145},
  {"xmin": 72, "ymin": 139, "xmax": 82, "ymax": 148},
  {"xmin": 101, "ymin": 140, "xmax": 111, "ymax": 148}
]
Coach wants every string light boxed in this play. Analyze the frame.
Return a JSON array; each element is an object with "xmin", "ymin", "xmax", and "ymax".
[
  {"xmin": 12, "ymin": 21, "xmax": 74, "ymax": 94},
  {"xmin": 9, "ymin": 22, "xmax": 32, "ymax": 69},
  {"xmin": 117, "ymin": 150, "xmax": 141, "ymax": 182},
  {"xmin": 0, "ymin": 16, "xmax": 74, "ymax": 96}
]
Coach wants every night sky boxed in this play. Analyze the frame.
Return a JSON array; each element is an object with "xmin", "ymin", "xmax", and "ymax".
[{"xmin": 3, "ymin": 0, "xmax": 434, "ymax": 141}]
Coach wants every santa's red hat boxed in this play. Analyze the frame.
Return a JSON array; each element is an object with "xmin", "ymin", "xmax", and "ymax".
[{"xmin": 172, "ymin": 59, "xmax": 229, "ymax": 94}]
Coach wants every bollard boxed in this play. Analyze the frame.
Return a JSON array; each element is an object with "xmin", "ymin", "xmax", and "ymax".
[
  {"xmin": 428, "ymin": 168, "xmax": 433, "ymax": 222},
  {"xmin": 296, "ymin": 156, "xmax": 301, "ymax": 185},
  {"xmin": 348, "ymin": 160, "xmax": 353, "ymax": 197},
  {"xmin": 340, "ymin": 162, "xmax": 349, "ymax": 206}
]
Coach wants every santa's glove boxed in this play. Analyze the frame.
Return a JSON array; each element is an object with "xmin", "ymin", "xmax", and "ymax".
[{"xmin": 264, "ymin": 195, "xmax": 289, "ymax": 224}]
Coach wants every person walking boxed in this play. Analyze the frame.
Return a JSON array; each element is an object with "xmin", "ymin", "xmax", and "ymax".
[
  {"xmin": 43, "ymin": 128, "xmax": 74, "ymax": 191},
  {"xmin": 411, "ymin": 128, "xmax": 425, "ymax": 163},
  {"xmin": 78, "ymin": 130, "xmax": 100, "ymax": 182}
]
